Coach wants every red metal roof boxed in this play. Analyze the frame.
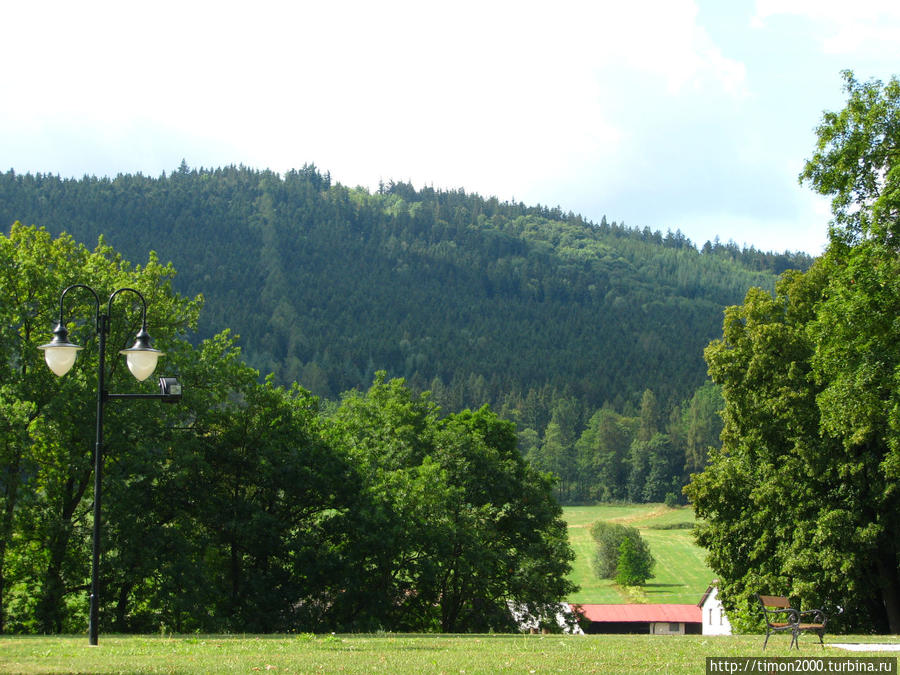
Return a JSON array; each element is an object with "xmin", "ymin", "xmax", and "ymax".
[{"xmin": 572, "ymin": 604, "xmax": 701, "ymax": 623}]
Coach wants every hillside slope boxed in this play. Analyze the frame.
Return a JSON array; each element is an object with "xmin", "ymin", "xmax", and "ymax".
[
  {"xmin": 0, "ymin": 164, "xmax": 811, "ymax": 417},
  {"xmin": 564, "ymin": 504, "xmax": 713, "ymax": 604}
]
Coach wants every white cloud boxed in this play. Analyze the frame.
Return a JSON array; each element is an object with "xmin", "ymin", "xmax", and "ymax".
[
  {"xmin": 753, "ymin": 0, "xmax": 900, "ymax": 58},
  {"xmin": 2, "ymin": 1, "xmax": 747, "ymax": 172},
  {"xmin": 3, "ymin": 0, "xmax": 872, "ymax": 253}
]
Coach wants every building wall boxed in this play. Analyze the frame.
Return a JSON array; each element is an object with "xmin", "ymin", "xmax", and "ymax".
[
  {"xmin": 584, "ymin": 621, "xmax": 701, "ymax": 635},
  {"xmin": 701, "ymin": 586, "xmax": 733, "ymax": 636},
  {"xmin": 584, "ymin": 621, "xmax": 651, "ymax": 634}
]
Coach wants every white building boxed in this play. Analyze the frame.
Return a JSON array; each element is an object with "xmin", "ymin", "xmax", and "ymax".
[{"xmin": 698, "ymin": 581, "xmax": 732, "ymax": 635}]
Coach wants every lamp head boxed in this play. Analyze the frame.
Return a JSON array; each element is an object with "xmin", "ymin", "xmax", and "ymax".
[
  {"xmin": 119, "ymin": 327, "xmax": 164, "ymax": 381},
  {"xmin": 38, "ymin": 322, "xmax": 84, "ymax": 376}
]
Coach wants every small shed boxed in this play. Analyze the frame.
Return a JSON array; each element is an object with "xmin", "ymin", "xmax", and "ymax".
[
  {"xmin": 572, "ymin": 603, "xmax": 702, "ymax": 634},
  {"xmin": 698, "ymin": 581, "xmax": 732, "ymax": 635}
]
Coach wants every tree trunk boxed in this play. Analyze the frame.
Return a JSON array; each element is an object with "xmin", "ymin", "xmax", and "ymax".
[
  {"xmin": 36, "ymin": 545, "xmax": 67, "ymax": 633},
  {"xmin": 114, "ymin": 579, "xmax": 133, "ymax": 631},
  {"xmin": 0, "ymin": 564, "xmax": 5, "ymax": 635},
  {"xmin": 876, "ymin": 547, "xmax": 900, "ymax": 634},
  {"xmin": 37, "ymin": 472, "xmax": 90, "ymax": 633},
  {"xmin": 1, "ymin": 434, "xmax": 25, "ymax": 634}
]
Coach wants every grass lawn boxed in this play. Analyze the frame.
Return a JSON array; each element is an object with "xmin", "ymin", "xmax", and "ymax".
[
  {"xmin": 564, "ymin": 503, "xmax": 715, "ymax": 605},
  {"xmin": 2, "ymin": 633, "xmax": 897, "ymax": 675}
]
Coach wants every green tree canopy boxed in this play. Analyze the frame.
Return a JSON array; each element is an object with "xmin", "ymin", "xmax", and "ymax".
[
  {"xmin": 615, "ymin": 537, "xmax": 654, "ymax": 587},
  {"xmin": 800, "ymin": 71, "xmax": 900, "ymax": 246},
  {"xmin": 0, "ymin": 223, "xmax": 209, "ymax": 632},
  {"xmin": 687, "ymin": 71, "xmax": 900, "ymax": 633},
  {"xmin": 330, "ymin": 374, "xmax": 576, "ymax": 632},
  {"xmin": 1, "ymin": 225, "xmax": 575, "ymax": 634}
]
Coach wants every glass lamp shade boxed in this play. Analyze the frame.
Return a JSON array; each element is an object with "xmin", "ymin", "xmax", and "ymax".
[
  {"xmin": 120, "ymin": 345, "xmax": 163, "ymax": 381},
  {"xmin": 39, "ymin": 342, "xmax": 84, "ymax": 376},
  {"xmin": 119, "ymin": 326, "xmax": 163, "ymax": 381},
  {"xmin": 38, "ymin": 322, "xmax": 84, "ymax": 376}
]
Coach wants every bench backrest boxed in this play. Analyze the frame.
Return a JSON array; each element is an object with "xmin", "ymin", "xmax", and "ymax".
[{"xmin": 758, "ymin": 595, "xmax": 790, "ymax": 609}]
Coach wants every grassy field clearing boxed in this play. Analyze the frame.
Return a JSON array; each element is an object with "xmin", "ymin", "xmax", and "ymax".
[
  {"xmin": 2, "ymin": 633, "xmax": 897, "ymax": 675},
  {"xmin": 563, "ymin": 503, "xmax": 715, "ymax": 605},
  {"xmin": 2, "ymin": 504, "xmax": 897, "ymax": 673}
]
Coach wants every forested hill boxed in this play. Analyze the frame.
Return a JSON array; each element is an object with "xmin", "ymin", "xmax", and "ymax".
[{"xmin": 0, "ymin": 164, "xmax": 811, "ymax": 422}]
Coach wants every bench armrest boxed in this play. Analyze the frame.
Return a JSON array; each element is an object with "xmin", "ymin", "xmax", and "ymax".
[{"xmin": 798, "ymin": 609, "xmax": 827, "ymax": 625}]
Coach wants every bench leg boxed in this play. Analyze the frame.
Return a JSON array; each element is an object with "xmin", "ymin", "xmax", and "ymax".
[{"xmin": 790, "ymin": 629, "xmax": 799, "ymax": 650}]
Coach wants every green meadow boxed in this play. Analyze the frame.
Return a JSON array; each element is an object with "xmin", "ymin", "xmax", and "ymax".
[
  {"xmin": 2, "ymin": 633, "xmax": 898, "ymax": 675},
  {"xmin": 563, "ymin": 503, "xmax": 715, "ymax": 605}
]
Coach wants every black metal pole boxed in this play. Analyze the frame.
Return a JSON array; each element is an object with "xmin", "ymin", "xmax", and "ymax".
[
  {"xmin": 89, "ymin": 313, "xmax": 108, "ymax": 646},
  {"xmin": 46, "ymin": 285, "xmax": 166, "ymax": 646}
]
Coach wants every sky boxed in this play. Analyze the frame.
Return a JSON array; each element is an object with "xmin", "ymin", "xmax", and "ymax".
[{"xmin": 3, "ymin": 1, "xmax": 900, "ymax": 256}]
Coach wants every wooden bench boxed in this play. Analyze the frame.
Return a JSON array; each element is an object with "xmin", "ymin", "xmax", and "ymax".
[{"xmin": 757, "ymin": 594, "xmax": 827, "ymax": 649}]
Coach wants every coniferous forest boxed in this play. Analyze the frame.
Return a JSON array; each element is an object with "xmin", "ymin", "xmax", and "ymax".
[{"xmin": 0, "ymin": 165, "xmax": 812, "ymax": 505}]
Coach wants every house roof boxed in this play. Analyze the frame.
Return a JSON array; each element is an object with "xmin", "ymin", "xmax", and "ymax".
[
  {"xmin": 697, "ymin": 579, "xmax": 720, "ymax": 608},
  {"xmin": 573, "ymin": 604, "xmax": 702, "ymax": 624}
]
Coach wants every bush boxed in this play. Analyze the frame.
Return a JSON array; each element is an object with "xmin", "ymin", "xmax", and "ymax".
[
  {"xmin": 590, "ymin": 520, "xmax": 655, "ymax": 584},
  {"xmin": 615, "ymin": 537, "xmax": 653, "ymax": 586}
]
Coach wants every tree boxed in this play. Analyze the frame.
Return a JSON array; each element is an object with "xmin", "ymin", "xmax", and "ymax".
[
  {"xmin": 683, "ymin": 382, "xmax": 724, "ymax": 477},
  {"xmin": 641, "ymin": 433, "xmax": 681, "ymax": 503},
  {"xmin": 685, "ymin": 270, "xmax": 828, "ymax": 631},
  {"xmin": 540, "ymin": 420, "xmax": 575, "ymax": 502},
  {"xmin": 174, "ymin": 376, "xmax": 356, "ymax": 633},
  {"xmin": 330, "ymin": 374, "xmax": 576, "ymax": 632},
  {"xmin": 0, "ymin": 224, "xmax": 359, "ymax": 635},
  {"xmin": 807, "ymin": 241, "xmax": 900, "ymax": 632},
  {"xmin": 799, "ymin": 71, "xmax": 900, "ymax": 633},
  {"xmin": 688, "ymin": 71, "xmax": 900, "ymax": 633},
  {"xmin": 1, "ymin": 164, "xmax": 805, "ymax": 441},
  {"xmin": 799, "ymin": 71, "xmax": 900, "ymax": 246},
  {"xmin": 590, "ymin": 520, "xmax": 654, "ymax": 584},
  {"xmin": 637, "ymin": 389, "xmax": 660, "ymax": 443},
  {"xmin": 615, "ymin": 537, "xmax": 653, "ymax": 587},
  {"xmin": 0, "ymin": 223, "xmax": 202, "ymax": 633},
  {"xmin": 575, "ymin": 408, "xmax": 631, "ymax": 502},
  {"xmin": 433, "ymin": 406, "xmax": 577, "ymax": 632},
  {"xmin": 3, "ymin": 225, "xmax": 577, "ymax": 635}
]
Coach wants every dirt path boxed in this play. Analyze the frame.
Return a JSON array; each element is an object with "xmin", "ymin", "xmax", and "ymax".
[
  {"xmin": 566, "ymin": 505, "xmax": 673, "ymax": 528},
  {"xmin": 608, "ymin": 505, "xmax": 670, "ymax": 524}
]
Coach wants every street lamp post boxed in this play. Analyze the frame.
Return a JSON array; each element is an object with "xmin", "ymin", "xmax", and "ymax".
[{"xmin": 38, "ymin": 284, "xmax": 180, "ymax": 645}]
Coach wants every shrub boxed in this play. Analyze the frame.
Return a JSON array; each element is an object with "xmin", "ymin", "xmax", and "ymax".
[
  {"xmin": 590, "ymin": 520, "xmax": 655, "ymax": 584},
  {"xmin": 615, "ymin": 537, "xmax": 654, "ymax": 586}
]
